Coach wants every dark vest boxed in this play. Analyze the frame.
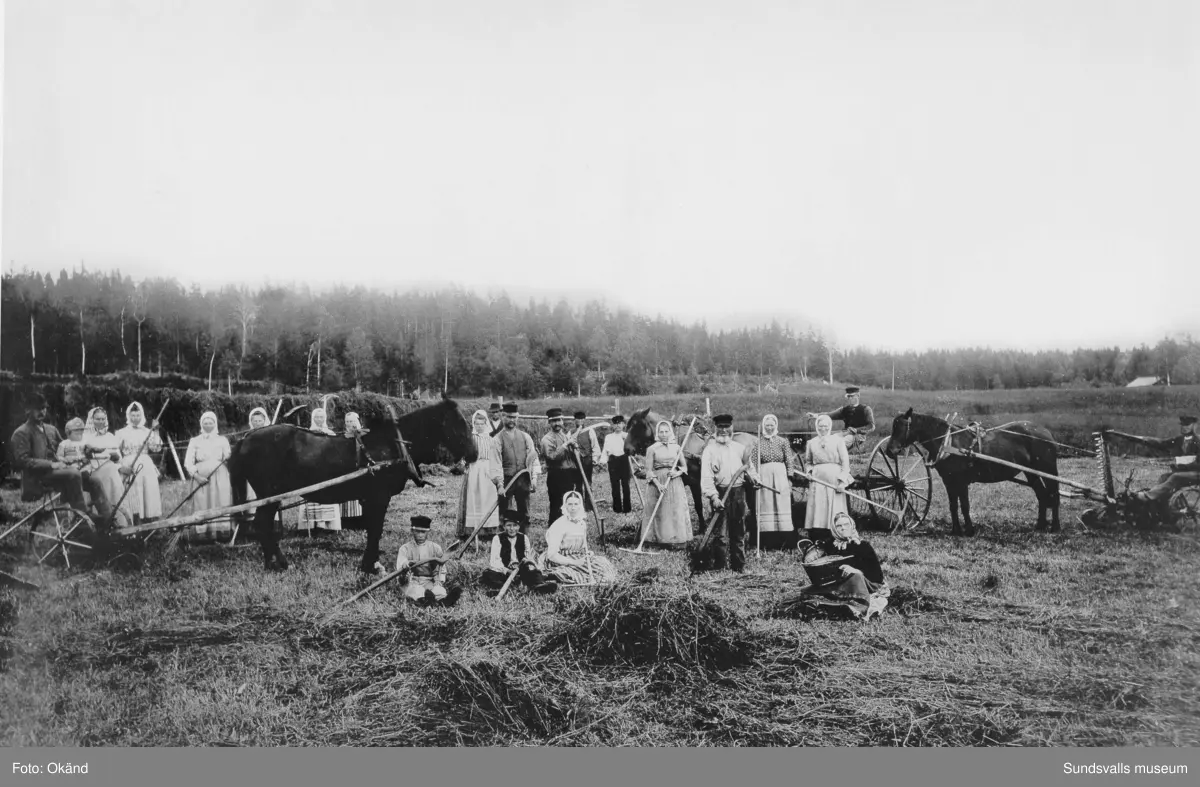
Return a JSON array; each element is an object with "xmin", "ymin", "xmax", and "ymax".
[
  {"xmin": 498, "ymin": 533, "xmax": 528, "ymax": 565},
  {"xmin": 840, "ymin": 405, "xmax": 871, "ymax": 429},
  {"xmin": 500, "ymin": 428, "xmax": 530, "ymax": 477}
]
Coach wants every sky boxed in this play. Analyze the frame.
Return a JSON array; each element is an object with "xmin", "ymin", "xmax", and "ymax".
[{"xmin": 3, "ymin": 0, "xmax": 1198, "ymax": 352}]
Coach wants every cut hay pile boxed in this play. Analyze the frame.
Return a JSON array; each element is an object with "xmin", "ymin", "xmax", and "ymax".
[{"xmin": 544, "ymin": 583, "xmax": 755, "ymax": 677}]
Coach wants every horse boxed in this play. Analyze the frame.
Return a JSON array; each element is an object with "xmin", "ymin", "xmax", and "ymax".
[
  {"xmin": 228, "ymin": 396, "xmax": 477, "ymax": 573},
  {"xmin": 623, "ymin": 408, "xmax": 757, "ymax": 526},
  {"xmin": 885, "ymin": 408, "xmax": 1060, "ymax": 535}
]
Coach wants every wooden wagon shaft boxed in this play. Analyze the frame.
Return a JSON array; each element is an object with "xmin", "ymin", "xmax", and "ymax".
[
  {"xmin": 941, "ymin": 446, "xmax": 1109, "ymax": 500},
  {"xmin": 802, "ymin": 472, "xmax": 904, "ymax": 519},
  {"xmin": 115, "ymin": 461, "xmax": 402, "ymax": 536}
]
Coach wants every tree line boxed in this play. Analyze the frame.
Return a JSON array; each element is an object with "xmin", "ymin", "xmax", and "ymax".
[{"xmin": 3, "ymin": 266, "xmax": 1198, "ymax": 395}]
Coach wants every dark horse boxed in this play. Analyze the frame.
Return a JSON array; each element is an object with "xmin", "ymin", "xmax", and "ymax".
[
  {"xmin": 886, "ymin": 408, "xmax": 1060, "ymax": 535},
  {"xmin": 228, "ymin": 396, "xmax": 477, "ymax": 573},
  {"xmin": 624, "ymin": 408, "xmax": 757, "ymax": 526}
]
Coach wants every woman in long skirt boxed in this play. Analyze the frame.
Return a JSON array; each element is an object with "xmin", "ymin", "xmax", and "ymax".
[
  {"xmin": 540, "ymin": 491, "xmax": 617, "ymax": 585},
  {"xmin": 339, "ymin": 412, "xmax": 367, "ymax": 527},
  {"xmin": 803, "ymin": 414, "xmax": 852, "ymax": 532},
  {"xmin": 641, "ymin": 420, "xmax": 692, "ymax": 547},
  {"xmin": 83, "ymin": 407, "xmax": 131, "ymax": 528},
  {"xmin": 457, "ymin": 410, "xmax": 503, "ymax": 540},
  {"xmin": 115, "ymin": 401, "xmax": 164, "ymax": 526},
  {"xmin": 747, "ymin": 414, "xmax": 802, "ymax": 550},
  {"xmin": 184, "ymin": 411, "xmax": 233, "ymax": 542}
]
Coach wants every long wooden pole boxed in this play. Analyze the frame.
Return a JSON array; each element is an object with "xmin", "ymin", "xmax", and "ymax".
[
  {"xmin": 115, "ymin": 461, "xmax": 401, "ymax": 536},
  {"xmin": 800, "ymin": 472, "xmax": 905, "ymax": 519},
  {"xmin": 495, "ymin": 564, "xmax": 522, "ymax": 601},
  {"xmin": 629, "ymin": 455, "xmax": 646, "ymax": 510},
  {"xmin": 940, "ymin": 446, "xmax": 1104, "ymax": 497},
  {"xmin": 570, "ymin": 444, "xmax": 605, "ymax": 546},
  {"xmin": 167, "ymin": 436, "xmax": 188, "ymax": 481}
]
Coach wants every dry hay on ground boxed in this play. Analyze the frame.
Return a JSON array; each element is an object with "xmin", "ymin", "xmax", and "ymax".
[{"xmin": 544, "ymin": 582, "xmax": 755, "ymax": 678}]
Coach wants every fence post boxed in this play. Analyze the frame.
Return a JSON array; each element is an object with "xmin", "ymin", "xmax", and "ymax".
[
  {"xmin": 615, "ymin": 397, "xmax": 620, "ymax": 415},
  {"xmin": 705, "ymin": 397, "xmax": 711, "ymax": 416}
]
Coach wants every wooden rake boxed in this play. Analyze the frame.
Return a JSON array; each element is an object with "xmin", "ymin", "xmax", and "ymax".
[{"xmin": 620, "ymin": 417, "xmax": 697, "ymax": 556}]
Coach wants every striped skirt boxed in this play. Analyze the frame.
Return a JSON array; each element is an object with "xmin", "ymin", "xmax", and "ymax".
[{"xmin": 300, "ymin": 503, "xmax": 341, "ymax": 531}]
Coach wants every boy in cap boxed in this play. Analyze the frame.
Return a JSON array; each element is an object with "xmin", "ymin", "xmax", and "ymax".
[
  {"xmin": 481, "ymin": 510, "xmax": 558, "ymax": 595},
  {"xmin": 497, "ymin": 402, "xmax": 539, "ymax": 530},
  {"xmin": 600, "ymin": 415, "xmax": 632, "ymax": 514},
  {"xmin": 395, "ymin": 515, "xmax": 462, "ymax": 607},
  {"xmin": 807, "ymin": 386, "xmax": 875, "ymax": 450}
]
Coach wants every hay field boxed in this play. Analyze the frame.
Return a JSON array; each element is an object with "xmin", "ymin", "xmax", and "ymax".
[{"xmin": 1, "ymin": 447, "xmax": 1197, "ymax": 748}]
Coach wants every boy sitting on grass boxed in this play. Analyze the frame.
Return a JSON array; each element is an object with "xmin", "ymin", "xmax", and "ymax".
[
  {"xmin": 481, "ymin": 511, "xmax": 558, "ymax": 596},
  {"xmin": 394, "ymin": 515, "xmax": 462, "ymax": 607}
]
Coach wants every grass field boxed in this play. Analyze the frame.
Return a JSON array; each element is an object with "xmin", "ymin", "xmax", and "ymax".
[{"xmin": 2, "ymin": 434, "xmax": 1198, "ymax": 747}]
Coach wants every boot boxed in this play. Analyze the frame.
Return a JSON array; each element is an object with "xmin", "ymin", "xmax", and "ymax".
[
  {"xmin": 532, "ymin": 580, "xmax": 558, "ymax": 595},
  {"xmin": 439, "ymin": 587, "xmax": 463, "ymax": 607}
]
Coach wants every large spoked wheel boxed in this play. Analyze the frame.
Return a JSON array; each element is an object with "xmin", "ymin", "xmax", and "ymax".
[
  {"xmin": 859, "ymin": 438, "xmax": 933, "ymax": 532},
  {"xmin": 28, "ymin": 507, "xmax": 98, "ymax": 568},
  {"xmin": 1167, "ymin": 487, "xmax": 1200, "ymax": 537}
]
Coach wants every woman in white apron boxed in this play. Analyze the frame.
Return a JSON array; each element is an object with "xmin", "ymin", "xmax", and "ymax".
[
  {"xmin": 115, "ymin": 401, "xmax": 164, "ymax": 526},
  {"xmin": 747, "ymin": 413, "xmax": 802, "ymax": 550},
  {"xmin": 457, "ymin": 409, "xmax": 503, "ymax": 540}
]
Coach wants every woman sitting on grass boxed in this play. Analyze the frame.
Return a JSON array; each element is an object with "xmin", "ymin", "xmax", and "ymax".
[
  {"xmin": 797, "ymin": 512, "xmax": 889, "ymax": 620},
  {"xmin": 540, "ymin": 491, "xmax": 617, "ymax": 586}
]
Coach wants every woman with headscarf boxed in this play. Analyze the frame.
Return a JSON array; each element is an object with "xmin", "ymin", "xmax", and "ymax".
[
  {"xmin": 540, "ymin": 491, "xmax": 617, "ymax": 585},
  {"xmin": 299, "ymin": 406, "xmax": 341, "ymax": 532},
  {"xmin": 803, "ymin": 414, "xmax": 852, "ymax": 532},
  {"xmin": 183, "ymin": 411, "xmax": 233, "ymax": 542},
  {"xmin": 82, "ymin": 407, "xmax": 129, "ymax": 526},
  {"xmin": 456, "ymin": 409, "xmax": 504, "ymax": 540},
  {"xmin": 114, "ymin": 401, "xmax": 164, "ymax": 525},
  {"xmin": 243, "ymin": 407, "xmax": 276, "ymax": 534},
  {"xmin": 797, "ymin": 512, "xmax": 889, "ymax": 620},
  {"xmin": 641, "ymin": 420, "xmax": 692, "ymax": 547},
  {"xmin": 746, "ymin": 414, "xmax": 803, "ymax": 550}
]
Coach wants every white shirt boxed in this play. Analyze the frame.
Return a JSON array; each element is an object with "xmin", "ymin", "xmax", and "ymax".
[{"xmin": 600, "ymin": 431, "xmax": 627, "ymax": 464}]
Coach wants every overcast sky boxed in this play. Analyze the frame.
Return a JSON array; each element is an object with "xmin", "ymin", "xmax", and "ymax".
[{"xmin": 3, "ymin": 0, "xmax": 1197, "ymax": 352}]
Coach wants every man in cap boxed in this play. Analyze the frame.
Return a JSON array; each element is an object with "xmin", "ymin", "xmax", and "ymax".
[
  {"xmin": 8, "ymin": 392, "xmax": 96, "ymax": 514},
  {"xmin": 698, "ymin": 414, "xmax": 750, "ymax": 572},
  {"xmin": 1104, "ymin": 415, "xmax": 1200, "ymax": 516},
  {"xmin": 600, "ymin": 415, "xmax": 632, "ymax": 514},
  {"xmin": 497, "ymin": 402, "xmax": 539, "ymax": 531},
  {"xmin": 481, "ymin": 510, "xmax": 558, "ymax": 595},
  {"xmin": 394, "ymin": 515, "xmax": 461, "ymax": 607},
  {"xmin": 488, "ymin": 402, "xmax": 504, "ymax": 437},
  {"xmin": 540, "ymin": 407, "xmax": 583, "ymax": 523},
  {"xmin": 807, "ymin": 386, "xmax": 875, "ymax": 450},
  {"xmin": 571, "ymin": 411, "xmax": 603, "ymax": 510}
]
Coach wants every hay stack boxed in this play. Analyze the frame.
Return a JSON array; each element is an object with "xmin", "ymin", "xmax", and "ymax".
[{"xmin": 545, "ymin": 583, "xmax": 755, "ymax": 675}]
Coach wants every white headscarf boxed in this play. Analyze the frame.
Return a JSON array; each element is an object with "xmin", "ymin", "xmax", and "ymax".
[
  {"xmin": 761, "ymin": 414, "xmax": 779, "ymax": 438},
  {"xmin": 310, "ymin": 407, "xmax": 335, "ymax": 435},
  {"xmin": 832, "ymin": 512, "xmax": 862, "ymax": 549},
  {"xmin": 655, "ymin": 420, "xmax": 675, "ymax": 445},
  {"xmin": 471, "ymin": 409, "xmax": 490, "ymax": 435},
  {"xmin": 87, "ymin": 407, "xmax": 109, "ymax": 436},
  {"xmin": 562, "ymin": 490, "xmax": 586, "ymax": 522},
  {"xmin": 126, "ymin": 401, "xmax": 146, "ymax": 429},
  {"xmin": 815, "ymin": 414, "xmax": 833, "ymax": 448},
  {"xmin": 248, "ymin": 407, "xmax": 269, "ymax": 428},
  {"xmin": 199, "ymin": 410, "xmax": 219, "ymax": 438}
]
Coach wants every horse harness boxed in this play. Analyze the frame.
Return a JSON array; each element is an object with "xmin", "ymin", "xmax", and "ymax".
[{"xmin": 352, "ymin": 429, "xmax": 426, "ymax": 487}]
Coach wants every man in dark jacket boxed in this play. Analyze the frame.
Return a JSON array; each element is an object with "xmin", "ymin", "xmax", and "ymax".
[
  {"xmin": 8, "ymin": 392, "xmax": 93, "ymax": 512},
  {"xmin": 1108, "ymin": 415, "xmax": 1200, "ymax": 512}
]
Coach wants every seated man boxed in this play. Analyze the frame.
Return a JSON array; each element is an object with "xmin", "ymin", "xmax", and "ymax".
[
  {"xmin": 481, "ymin": 511, "xmax": 558, "ymax": 595},
  {"xmin": 806, "ymin": 386, "xmax": 875, "ymax": 450},
  {"xmin": 394, "ymin": 515, "xmax": 462, "ymax": 607},
  {"xmin": 9, "ymin": 393, "xmax": 95, "ymax": 514},
  {"xmin": 1108, "ymin": 415, "xmax": 1200, "ymax": 515}
]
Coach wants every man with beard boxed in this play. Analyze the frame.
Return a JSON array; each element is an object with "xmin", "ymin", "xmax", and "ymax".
[
  {"xmin": 496, "ymin": 403, "xmax": 539, "ymax": 532},
  {"xmin": 698, "ymin": 414, "xmax": 750, "ymax": 572},
  {"xmin": 9, "ymin": 392, "xmax": 101, "ymax": 514}
]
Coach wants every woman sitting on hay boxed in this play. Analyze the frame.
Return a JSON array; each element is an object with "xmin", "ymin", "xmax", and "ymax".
[
  {"xmin": 796, "ymin": 512, "xmax": 889, "ymax": 620},
  {"xmin": 540, "ymin": 491, "xmax": 617, "ymax": 586}
]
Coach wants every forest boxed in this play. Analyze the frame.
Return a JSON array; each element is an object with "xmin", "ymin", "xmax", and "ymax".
[{"xmin": 3, "ymin": 266, "xmax": 1197, "ymax": 396}]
